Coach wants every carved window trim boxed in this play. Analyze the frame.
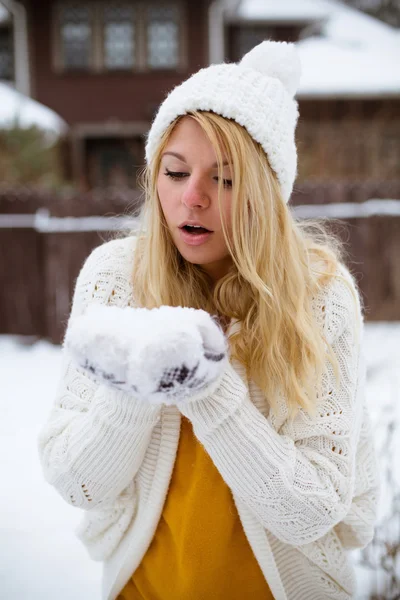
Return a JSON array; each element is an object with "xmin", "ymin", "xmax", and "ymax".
[{"xmin": 52, "ymin": 1, "xmax": 187, "ymax": 73}]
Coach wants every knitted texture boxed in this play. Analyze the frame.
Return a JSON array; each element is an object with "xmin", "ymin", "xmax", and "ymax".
[
  {"xmin": 65, "ymin": 304, "xmax": 228, "ymax": 405},
  {"xmin": 145, "ymin": 41, "xmax": 300, "ymax": 203},
  {"xmin": 38, "ymin": 236, "xmax": 379, "ymax": 600}
]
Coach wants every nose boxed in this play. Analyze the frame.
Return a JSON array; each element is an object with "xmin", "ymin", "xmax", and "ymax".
[{"xmin": 181, "ymin": 177, "xmax": 210, "ymax": 209}]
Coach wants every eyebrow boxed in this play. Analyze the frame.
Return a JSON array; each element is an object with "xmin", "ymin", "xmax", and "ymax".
[{"xmin": 162, "ymin": 151, "xmax": 231, "ymax": 168}]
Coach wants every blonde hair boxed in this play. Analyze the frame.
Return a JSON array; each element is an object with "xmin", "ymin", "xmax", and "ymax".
[{"xmin": 133, "ymin": 111, "xmax": 350, "ymax": 418}]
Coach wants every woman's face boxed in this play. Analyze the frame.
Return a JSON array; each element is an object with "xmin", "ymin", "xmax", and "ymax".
[{"xmin": 157, "ymin": 116, "xmax": 233, "ymax": 282}]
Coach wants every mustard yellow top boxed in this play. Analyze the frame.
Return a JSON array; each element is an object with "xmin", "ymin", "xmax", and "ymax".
[{"xmin": 117, "ymin": 415, "xmax": 274, "ymax": 600}]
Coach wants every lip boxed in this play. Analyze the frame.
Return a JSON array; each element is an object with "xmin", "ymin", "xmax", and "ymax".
[
  {"xmin": 178, "ymin": 220, "xmax": 213, "ymax": 231},
  {"xmin": 178, "ymin": 227, "xmax": 213, "ymax": 247}
]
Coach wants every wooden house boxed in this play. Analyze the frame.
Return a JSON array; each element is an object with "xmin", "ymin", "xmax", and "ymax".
[
  {"xmin": 4, "ymin": 0, "xmax": 233, "ymax": 188},
  {"xmin": 224, "ymin": 0, "xmax": 400, "ymax": 183},
  {"xmin": 0, "ymin": 3, "xmax": 14, "ymax": 83},
  {"xmin": 2, "ymin": 0, "xmax": 400, "ymax": 187}
]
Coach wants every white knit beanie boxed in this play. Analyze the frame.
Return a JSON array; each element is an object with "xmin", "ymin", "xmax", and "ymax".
[{"xmin": 145, "ymin": 41, "xmax": 302, "ymax": 203}]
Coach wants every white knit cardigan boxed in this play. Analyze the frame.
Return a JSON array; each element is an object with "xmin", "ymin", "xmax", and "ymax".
[{"xmin": 38, "ymin": 236, "xmax": 379, "ymax": 600}]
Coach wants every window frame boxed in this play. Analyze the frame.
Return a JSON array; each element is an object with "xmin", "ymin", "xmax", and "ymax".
[
  {"xmin": 0, "ymin": 24, "xmax": 14, "ymax": 81},
  {"xmin": 52, "ymin": 0, "xmax": 187, "ymax": 74},
  {"xmin": 52, "ymin": 2, "xmax": 96, "ymax": 72},
  {"xmin": 100, "ymin": 2, "xmax": 137, "ymax": 71}
]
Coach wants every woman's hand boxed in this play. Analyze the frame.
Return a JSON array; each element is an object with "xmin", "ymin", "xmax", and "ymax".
[{"xmin": 64, "ymin": 304, "xmax": 228, "ymax": 405}]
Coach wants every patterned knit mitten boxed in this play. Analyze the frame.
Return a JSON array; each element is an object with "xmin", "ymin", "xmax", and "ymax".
[{"xmin": 65, "ymin": 304, "xmax": 228, "ymax": 405}]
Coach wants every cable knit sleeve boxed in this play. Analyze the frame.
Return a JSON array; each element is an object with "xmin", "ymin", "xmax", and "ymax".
[
  {"xmin": 38, "ymin": 238, "xmax": 161, "ymax": 513},
  {"xmin": 178, "ymin": 266, "xmax": 368, "ymax": 546}
]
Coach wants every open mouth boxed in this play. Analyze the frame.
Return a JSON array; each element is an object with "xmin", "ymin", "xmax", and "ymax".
[{"xmin": 181, "ymin": 225, "xmax": 212, "ymax": 235}]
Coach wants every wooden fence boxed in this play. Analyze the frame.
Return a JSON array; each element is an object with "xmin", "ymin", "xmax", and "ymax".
[{"xmin": 1, "ymin": 182, "xmax": 400, "ymax": 344}]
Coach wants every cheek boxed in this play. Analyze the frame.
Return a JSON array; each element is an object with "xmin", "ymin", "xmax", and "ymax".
[
  {"xmin": 219, "ymin": 194, "xmax": 233, "ymax": 232},
  {"xmin": 157, "ymin": 178, "xmax": 173, "ymax": 222}
]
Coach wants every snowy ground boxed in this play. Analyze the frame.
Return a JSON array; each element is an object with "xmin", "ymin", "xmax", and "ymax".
[
  {"xmin": 0, "ymin": 337, "xmax": 101, "ymax": 600},
  {"xmin": 1, "ymin": 324, "xmax": 399, "ymax": 599}
]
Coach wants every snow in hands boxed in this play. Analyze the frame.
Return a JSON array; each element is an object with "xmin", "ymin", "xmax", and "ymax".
[{"xmin": 65, "ymin": 304, "xmax": 228, "ymax": 405}]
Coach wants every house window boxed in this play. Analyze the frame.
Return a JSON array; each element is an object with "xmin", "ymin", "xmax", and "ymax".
[
  {"xmin": 103, "ymin": 4, "xmax": 136, "ymax": 69},
  {"xmin": 146, "ymin": 5, "xmax": 180, "ymax": 69},
  {"xmin": 59, "ymin": 4, "xmax": 93, "ymax": 69},
  {"xmin": 0, "ymin": 26, "xmax": 14, "ymax": 80},
  {"xmin": 55, "ymin": 1, "xmax": 184, "ymax": 72}
]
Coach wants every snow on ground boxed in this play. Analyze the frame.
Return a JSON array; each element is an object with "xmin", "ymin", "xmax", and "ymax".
[
  {"xmin": 0, "ymin": 337, "xmax": 101, "ymax": 600},
  {"xmin": 0, "ymin": 323, "xmax": 399, "ymax": 599},
  {"xmin": 352, "ymin": 323, "xmax": 400, "ymax": 598}
]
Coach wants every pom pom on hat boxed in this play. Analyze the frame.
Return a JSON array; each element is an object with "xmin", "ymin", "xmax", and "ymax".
[{"xmin": 240, "ymin": 41, "xmax": 301, "ymax": 97}]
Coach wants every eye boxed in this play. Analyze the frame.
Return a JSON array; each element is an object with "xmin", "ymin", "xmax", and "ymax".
[
  {"xmin": 213, "ymin": 177, "xmax": 233, "ymax": 189},
  {"xmin": 164, "ymin": 168, "xmax": 188, "ymax": 180}
]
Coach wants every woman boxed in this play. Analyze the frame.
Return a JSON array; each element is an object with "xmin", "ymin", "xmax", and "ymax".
[{"xmin": 38, "ymin": 41, "xmax": 378, "ymax": 600}]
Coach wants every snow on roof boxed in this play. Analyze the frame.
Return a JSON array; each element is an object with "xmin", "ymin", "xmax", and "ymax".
[
  {"xmin": 233, "ymin": 0, "xmax": 330, "ymax": 23},
  {"xmin": 0, "ymin": 83, "xmax": 68, "ymax": 138},
  {"xmin": 297, "ymin": 0, "xmax": 400, "ymax": 97},
  {"xmin": 297, "ymin": 36, "xmax": 400, "ymax": 98},
  {"xmin": 233, "ymin": 0, "xmax": 400, "ymax": 98},
  {"xmin": 0, "ymin": 4, "xmax": 11, "ymax": 25}
]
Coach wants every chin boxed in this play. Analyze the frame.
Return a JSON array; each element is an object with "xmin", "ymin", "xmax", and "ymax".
[
  {"xmin": 177, "ymin": 245, "xmax": 232, "ymax": 276},
  {"xmin": 178, "ymin": 246, "xmax": 215, "ymax": 265},
  {"xmin": 171, "ymin": 234, "xmax": 231, "ymax": 272}
]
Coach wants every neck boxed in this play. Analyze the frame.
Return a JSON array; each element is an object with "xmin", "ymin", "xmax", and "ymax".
[{"xmin": 200, "ymin": 256, "xmax": 233, "ymax": 284}]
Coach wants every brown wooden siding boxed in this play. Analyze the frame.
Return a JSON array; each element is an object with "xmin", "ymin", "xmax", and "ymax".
[
  {"xmin": 1, "ymin": 183, "xmax": 399, "ymax": 343},
  {"xmin": 297, "ymin": 99, "xmax": 400, "ymax": 181},
  {"xmin": 227, "ymin": 24, "xmax": 302, "ymax": 62},
  {"xmin": 25, "ymin": 0, "xmax": 211, "ymax": 126}
]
